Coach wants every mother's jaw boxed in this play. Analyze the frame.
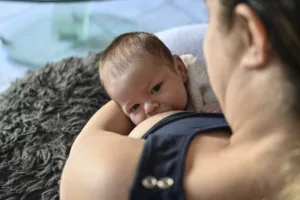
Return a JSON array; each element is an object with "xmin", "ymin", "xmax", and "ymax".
[{"xmin": 222, "ymin": 59, "xmax": 296, "ymax": 142}]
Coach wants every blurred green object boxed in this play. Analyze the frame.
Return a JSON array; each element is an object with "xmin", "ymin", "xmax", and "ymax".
[
  {"xmin": 52, "ymin": 2, "xmax": 90, "ymax": 41},
  {"xmin": 1, "ymin": 0, "xmax": 143, "ymax": 68}
]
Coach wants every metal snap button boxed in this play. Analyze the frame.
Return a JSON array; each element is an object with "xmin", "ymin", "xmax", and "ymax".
[
  {"xmin": 141, "ymin": 176, "xmax": 157, "ymax": 189},
  {"xmin": 157, "ymin": 177, "xmax": 174, "ymax": 189}
]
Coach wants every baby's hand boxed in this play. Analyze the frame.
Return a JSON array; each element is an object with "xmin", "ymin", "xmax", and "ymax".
[{"xmin": 202, "ymin": 102, "xmax": 222, "ymax": 113}]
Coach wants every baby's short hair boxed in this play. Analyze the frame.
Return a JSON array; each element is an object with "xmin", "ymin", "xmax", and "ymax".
[{"xmin": 99, "ymin": 32, "xmax": 173, "ymax": 90}]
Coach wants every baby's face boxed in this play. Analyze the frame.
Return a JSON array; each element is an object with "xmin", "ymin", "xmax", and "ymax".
[{"xmin": 107, "ymin": 55, "xmax": 188, "ymax": 125}]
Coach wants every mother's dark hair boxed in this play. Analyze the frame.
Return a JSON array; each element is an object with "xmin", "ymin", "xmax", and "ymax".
[{"xmin": 219, "ymin": 1, "xmax": 300, "ymax": 199}]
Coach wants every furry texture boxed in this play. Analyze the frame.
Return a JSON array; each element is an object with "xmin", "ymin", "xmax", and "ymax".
[
  {"xmin": 0, "ymin": 52, "xmax": 109, "ymax": 200},
  {"xmin": 181, "ymin": 54, "xmax": 217, "ymax": 112}
]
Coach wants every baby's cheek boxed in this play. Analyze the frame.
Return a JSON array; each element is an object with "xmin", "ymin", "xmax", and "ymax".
[
  {"xmin": 131, "ymin": 115, "xmax": 139, "ymax": 126},
  {"xmin": 131, "ymin": 113, "xmax": 145, "ymax": 126}
]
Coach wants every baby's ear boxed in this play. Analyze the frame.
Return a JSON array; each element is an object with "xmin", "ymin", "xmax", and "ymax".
[{"xmin": 173, "ymin": 55, "xmax": 188, "ymax": 82}]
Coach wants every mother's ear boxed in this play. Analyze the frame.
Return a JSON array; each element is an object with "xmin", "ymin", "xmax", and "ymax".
[
  {"xmin": 235, "ymin": 3, "xmax": 269, "ymax": 69},
  {"xmin": 173, "ymin": 55, "xmax": 188, "ymax": 82}
]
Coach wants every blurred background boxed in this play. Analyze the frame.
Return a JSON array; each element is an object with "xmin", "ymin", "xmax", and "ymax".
[{"xmin": 0, "ymin": 0, "xmax": 208, "ymax": 92}]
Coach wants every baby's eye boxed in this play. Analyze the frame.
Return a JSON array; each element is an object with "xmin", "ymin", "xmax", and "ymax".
[
  {"xmin": 151, "ymin": 83, "xmax": 162, "ymax": 94},
  {"xmin": 131, "ymin": 104, "xmax": 140, "ymax": 112}
]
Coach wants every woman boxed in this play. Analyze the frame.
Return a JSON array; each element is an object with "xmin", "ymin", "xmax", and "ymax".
[{"xmin": 60, "ymin": 0, "xmax": 300, "ymax": 199}]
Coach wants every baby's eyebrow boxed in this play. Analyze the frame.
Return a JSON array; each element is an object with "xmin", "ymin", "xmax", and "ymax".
[{"xmin": 144, "ymin": 79, "xmax": 153, "ymax": 91}]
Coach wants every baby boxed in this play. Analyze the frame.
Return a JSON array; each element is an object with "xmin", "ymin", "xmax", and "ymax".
[{"xmin": 99, "ymin": 32, "xmax": 220, "ymax": 125}]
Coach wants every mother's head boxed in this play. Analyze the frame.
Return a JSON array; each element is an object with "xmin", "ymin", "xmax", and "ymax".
[
  {"xmin": 204, "ymin": 0, "xmax": 300, "ymax": 121},
  {"xmin": 203, "ymin": 1, "xmax": 300, "ymax": 198}
]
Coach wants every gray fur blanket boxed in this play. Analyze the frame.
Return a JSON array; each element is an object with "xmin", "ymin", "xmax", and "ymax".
[{"xmin": 0, "ymin": 52, "xmax": 109, "ymax": 200}]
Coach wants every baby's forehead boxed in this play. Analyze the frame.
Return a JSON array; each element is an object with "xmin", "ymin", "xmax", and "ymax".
[
  {"xmin": 106, "ymin": 62, "xmax": 166, "ymax": 95},
  {"xmin": 100, "ymin": 53, "xmax": 172, "ymax": 94}
]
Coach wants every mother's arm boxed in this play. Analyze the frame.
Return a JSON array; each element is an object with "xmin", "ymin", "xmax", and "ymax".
[
  {"xmin": 60, "ymin": 100, "xmax": 144, "ymax": 200},
  {"xmin": 80, "ymin": 100, "xmax": 134, "ymax": 136}
]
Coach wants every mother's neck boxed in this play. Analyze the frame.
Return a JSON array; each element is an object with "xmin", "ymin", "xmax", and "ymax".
[{"xmin": 223, "ymin": 60, "xmax": 300, "ymax": 144}]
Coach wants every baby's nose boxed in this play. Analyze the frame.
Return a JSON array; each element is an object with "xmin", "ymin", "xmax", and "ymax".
[{"xmin": 144, "ymin": 101, "xmax": 158, "ymax": 117}]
